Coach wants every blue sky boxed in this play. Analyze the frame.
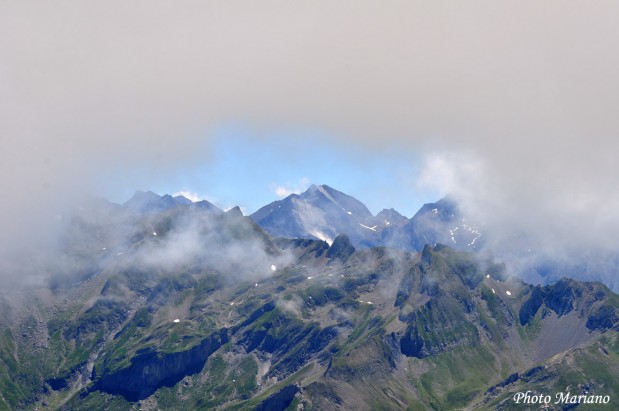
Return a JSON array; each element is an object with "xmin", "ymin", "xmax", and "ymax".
[{"xmin": 109, "ymin": 126, "xmax": 440, "ymax": 217}]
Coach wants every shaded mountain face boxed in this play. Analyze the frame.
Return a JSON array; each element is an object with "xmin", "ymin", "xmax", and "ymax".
[
  {"xmin": 381, "ymin": 197, "xmax": 482, "ymax": 252},
  {"xmin": 1, "ymin": 193, "xmax": 617, "ymax": 411},
  {"xmin": 251, "ymin": 184, "xmax": 380, "ymax": 246}
]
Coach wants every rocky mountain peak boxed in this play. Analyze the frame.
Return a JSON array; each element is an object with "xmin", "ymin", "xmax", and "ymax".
[
  {"xmin": 123, "ymin": 190, "xmax": 193, "ymax": 214},
  {"xmin": 224, "ymin": 206, "xmax": 244, "ymax": 217},
  {"xmin": 326, "ymin": 234, "xmax": 355, "ymax": 261}
]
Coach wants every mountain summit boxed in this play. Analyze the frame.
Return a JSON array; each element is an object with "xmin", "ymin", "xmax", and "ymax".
[
  {"xmin": 123, "ymin": 190, "xmax": 221, "ymax": 214},
  {"xmin": 251, "ymin": 184, "xmax": 380, "ymax": 245}
]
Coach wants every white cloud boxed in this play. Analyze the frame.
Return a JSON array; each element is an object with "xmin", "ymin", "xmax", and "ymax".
[
  {"xmin": 417, "ymin": 152, "xmax": 483, "ymax": 198},
  {"xmin": 2, "ymin": 1, "xmax": 619, "ymax": 288},
  {"xmin": 274, "ymin": 187, "xmax": 295, "ymax": 198},
  {"xmin": 272, "ymin": 178, "xmax": 310, "ymax": 199},
  {"xmin": 172, "ymin": 191, "xmax": 201, "ymax": 203}
]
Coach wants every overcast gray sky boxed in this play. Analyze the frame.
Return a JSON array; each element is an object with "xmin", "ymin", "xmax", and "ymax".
[{"xmin": 2, "ymin": 1, "xmax": 619, "ymax": 285}]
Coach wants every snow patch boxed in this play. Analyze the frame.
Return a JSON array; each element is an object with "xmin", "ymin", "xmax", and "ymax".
[
  {"xmin": 270, "ymin": 264, "xmax": 277, "ymax": 272},
  {"xmin": 152, "ymin": 232, "xmax": 157, "ymax": 236},
  {"xmin": 347, "ymin": 211, "xmax": 352, "ymax": 215},
  {"xmin": 486, "ymin": 274, "xmax": 490, "ymax": 279},
  {"xmin": 506, "ymin": 290, "xmax": 512, "ymax": 296},
  {"xmin": 311, "ymin": 230, "xmax": 333, "ymax": 246},
  {"xmin": 468, "ymin": 233, "xmax": 481, "ymax": 246},
  {"xmin": 307, "ymin": 276, "xmax": 314, "ymax": 280},
  {"xmin": 173, "ymin": 319, "xmax": 180, "ymax": 323},
  {"xmin": 492, "ymin": 288, "xmax": 496, "ymax": 294},
  {"xmin": 449, "ymin": 227, "xmax": 458, "ymax": 243},
  {"xmin": 432, "ymin": 208, "xmax": 438, "ymax": 214},
  {"xmin": 359, "ymin": 223, "xmax": 377, "ymax": 232}
]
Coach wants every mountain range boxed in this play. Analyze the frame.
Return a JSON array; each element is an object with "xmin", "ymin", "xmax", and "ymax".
[
  {"xmin": 0, "ymin": 185, "xmax": 617, "ymax": 410},
  {"xmin": 251, "ymin": 184, "xmax": 481, "ymax": 253}
]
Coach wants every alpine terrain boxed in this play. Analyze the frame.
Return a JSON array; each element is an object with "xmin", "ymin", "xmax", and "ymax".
[{"xmin": 0, "ymin": 187, "xmax": 617, "ymax": 410}]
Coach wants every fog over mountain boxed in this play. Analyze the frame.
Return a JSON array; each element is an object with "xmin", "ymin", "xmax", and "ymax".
[
  {"xmin": 2, "ymin": 1, "xmax": 619, "ymax": 289},
  {"xmin": 0, "ymin": 190, "xmax": 617, "ymax": 410},
  {"xmin": 1, "ymin": 185, "xmax": 612, "ymax": 294}
]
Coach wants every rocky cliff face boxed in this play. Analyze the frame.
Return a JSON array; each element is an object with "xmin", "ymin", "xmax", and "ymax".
[{"xmin": 93, "ymin": 329, "xmax": 228, "ymax": 400}]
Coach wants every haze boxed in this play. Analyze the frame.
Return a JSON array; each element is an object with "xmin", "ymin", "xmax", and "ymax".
[{"xmin": 1, "ymin": 1, "xmax": 618, "ymax": 287}]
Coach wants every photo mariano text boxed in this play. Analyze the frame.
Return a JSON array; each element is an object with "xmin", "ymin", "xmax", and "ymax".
[{"xmin": 513, "ymin": 390, "xmax": 611, "ymax": 405}]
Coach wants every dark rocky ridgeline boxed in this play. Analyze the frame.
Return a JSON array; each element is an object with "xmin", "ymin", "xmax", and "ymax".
[
  {"xmin": 399, "ymin": 299, "xmax": 481, "ymax": 358},
  {"xmin": 275, "ymin": 237, "xmax": 330, "ymax": 261},
  {"xmin": 237, "ymin": 304, "xmax": 338, "ymax": 379},
  {"xmin": 92, "ymin": 329, "xmax": 228, "ymax": 401},
  {"xmin": 326, "ymin": 234, "xmax": 355, "ymax": 262},
  {"xmin": 519, "ymin": 278, "xmax": 619, "ymax": 331},
  {"xmin": 587, "ymin": 303, "xmax": 619, "ymax": 331}
]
